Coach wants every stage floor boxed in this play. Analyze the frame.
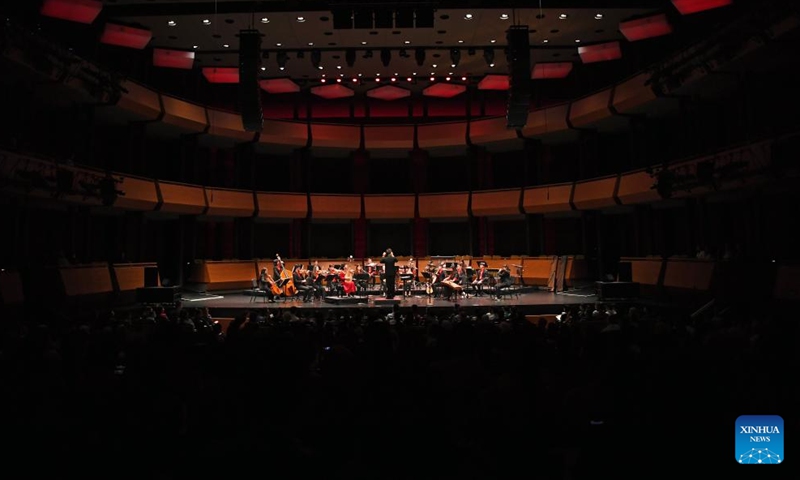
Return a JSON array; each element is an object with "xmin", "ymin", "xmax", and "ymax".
[{"xmin": 184, "ymin": 288, "xmax": 599, "ymax": 317}]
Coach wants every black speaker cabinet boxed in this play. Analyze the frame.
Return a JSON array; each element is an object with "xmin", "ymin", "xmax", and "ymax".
[
  {"xmin": 506, "ymin": 25, "xmax": 531, "ymax": 128},
  {"xmin": 144, "ymin": 266, "xmax": 159, "ymax": 287},
  {"xmin": 136, "ymin": 286, "xmax": 179, "ymax": 305},
  {"xmin": 238, "ymin": 29, "xmax": 263, "ymax": 132},
  {"xmin": 618, "ymin": 262, "xmax": 633, "ymax": 282}
]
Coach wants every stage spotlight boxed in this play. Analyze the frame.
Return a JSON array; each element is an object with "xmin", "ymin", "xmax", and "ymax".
[
  {"xmin": 380, "ymin": 48, "xmax": 391, "ymax": 67},
  {"xmin": 483, "ymin": 48, "xmax": 494, "ymax": 66},
  {"xmin": 450, "ymin": 48, "xmax": 461, "ymax": 67},
  {"xmin": 277, "ymin": 51, "xmax": 288, "ymax": 69},
  {"xmin": 311, "ymin": 49, "xmax": 321, "ymax": 69},
  {"xmin": 346, "ymin": 48, "xmax": 356, "ymax": 67},
  {"xmin": 415, "ymin": 48, "xmax": 426, "ymax": 67}
]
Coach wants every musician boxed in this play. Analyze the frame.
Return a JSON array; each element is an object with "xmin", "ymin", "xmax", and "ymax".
[
  {"xmin": 495, "ymin": 264, "xmax": 513, "ymax": 299},
  {"xmin": 327, "ymin": 265, "xmax": 343, "ymax": 296},
  {"xmin": 273, "ymin": 258, "xmax": 285, "ymax": 283},
  {"xmin": 445, "ymin": 264, "xmax": 466, "ymax": 301},
  {"xmin": 258, "ymin": 267, "xmax": 277, "ymax": 302},
  {"xmin": 471, "ymin": 261, "xmax": 488, "ymax": 296},
  {"xmin": 310, "ymin": 261, "xmax": 324, "ymax": 299},
  {"xmin": 292, "ymin": 265, "xmax": 314, "ymax": 302},
  {"xmin": 354, "ymin": 265, "xmax": 369, "ymax": 293},
  {"xmin": 380, "ymin": 248, "xmax": 398, "ymax": 299},
  {"xmin": 433, "ymin": 262, "xmax": 447, "ymax": 298},
  {"xmin": 341, "ymin": 264, "xmax": 357, "ymax": 296}
]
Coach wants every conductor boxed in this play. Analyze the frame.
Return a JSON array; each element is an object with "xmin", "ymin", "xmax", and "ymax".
[{"xmin": 380, "ymin": 248, "xmax": 398, "ymax": 299}]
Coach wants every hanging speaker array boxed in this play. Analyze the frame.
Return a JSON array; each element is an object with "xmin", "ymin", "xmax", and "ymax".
[{"xmin": 238, "ymin": 29, "xmax": 263, "ymax": 132}]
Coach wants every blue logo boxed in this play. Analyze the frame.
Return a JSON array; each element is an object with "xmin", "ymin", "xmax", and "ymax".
[{"xmin": 736, "ymin": 415, "xmax": 784, "ymax": 464}]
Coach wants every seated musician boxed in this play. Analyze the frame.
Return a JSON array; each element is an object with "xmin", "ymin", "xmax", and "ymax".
[
  {"xmin": 258, "ymin": 267, "xmax": 277, "ymax": 302},
  {"xmin": 310, "ymin": 261, "xmax": 324, "ymax": 299},
  {"xmin": 445, "ymin": 265, "xmax": 465, "ymax": 301},
  {"xmin": 471, "ymin": 262, "xmax": 488, "ymax": 296},
  {"xmin": 433, "ymin": 262, "xmax": 447, "ymax": 298},
  {"xmin": 292, "ymin": 265, "xmax": 314, "ymax": 302},
  {"xmin": 495, "ymin": 264, "xmax": 513, "ymax": 299},
  {"xmin": 327, "ymin": 265, "xmax": 343, "ymax": 296},
  {"xmin": 273, "ymin": 258, "xmax": 285, "ymax": 285},
  {"xmin": 354, "ymin": 265, "xmax": 368, "ymax": 293},
  {"xmin": 341, "ymin": 265, "xmax": 357, "ymax": 296}
]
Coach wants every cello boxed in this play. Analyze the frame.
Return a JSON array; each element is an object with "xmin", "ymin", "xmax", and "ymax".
[{"xmin": 276, "ymin": 254, "xmax": 297, "ymax": 297}]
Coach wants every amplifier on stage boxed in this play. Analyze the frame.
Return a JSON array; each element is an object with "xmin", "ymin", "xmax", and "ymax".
[
  {"xmin": 136, "ymin": 286, "xmax": 179, "ymax": 305},
  {"xmin": 596, "ymin": 281, "xmax": 639, "ymax": 300}
]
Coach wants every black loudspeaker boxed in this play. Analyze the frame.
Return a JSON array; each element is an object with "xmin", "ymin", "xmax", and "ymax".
[
  {"xmin": 144, "ymin": 266, "xmax": 159, "ymax": 287},
  {"xmin": 136, "ymin": 286, "xmax": 178, "ymax": 304},
  {"xmin": 506, "ymin": 25, "xmax": 531, "ymax": 129},
  {"xmin": 239, "ymin": 29, "xmax": 263, "ymax": 132},
  {"xmin": 618, "ymin": 262, "xmax": 632, "ymax": 282}
]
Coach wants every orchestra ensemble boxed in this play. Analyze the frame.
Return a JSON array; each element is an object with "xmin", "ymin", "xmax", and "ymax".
[{"xmin": 256, "ymin": 250, "xmax": 518, "ymax": 303}]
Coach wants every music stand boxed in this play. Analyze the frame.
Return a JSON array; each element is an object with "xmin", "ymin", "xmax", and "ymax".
[{"xmin": 354, "ymin": 273, "xmax": 370, "ymax": 293}]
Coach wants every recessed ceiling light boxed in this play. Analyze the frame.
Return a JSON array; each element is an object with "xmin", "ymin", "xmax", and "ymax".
[
  {"xmin": 375, "ymin": 77, "xmax": 381, "ymax": 82},
  {"xmin": 340, "ymin": 73, "xmax": 344, "ymax": 77},
  {"xmin": 404, "ymin": 40, "xmax": 410, "ymax": 44},
  {"xmin": 337, "ymin": 65, "xmax": 342, "ymax": 69},
  {"xmin": 352, "ymin": 78, "xmax": 358, "ymax": 82},
  {"xmin": 358, "ymin": 73, "xmax": 362, "ymax": 77},
  {"xmin": 276, "ymin": 43, "xmax": 282, "ymax": 47},
  {"xmin": 318, "ymin": 65, "xmax": 323, "ymax": 70},
  {"xmin": 297, "ymin": 16, "xmax": 305, "ymax": 23},
  {"xmin": 458, "ymin": 40, "xmax": 464, "ymax": 44},
  {"xmin": 432, "ymin": 64, "xmax": 437, "ymax": 68},
  {"xmin": 260, "ymin": 67, "xmax": 266, "ymax": 71},
  {"xmin": 336, "ymin": 78, "xmax": 342, "ymax": 83},
  {"xmin": 321, "ymin": 74, "xmax": 326, "ymax": 77},
  {"xmin": 464, "ymin": 13, "xmax": 473, "ymax": 20},
  {"xmin": 461, "ymin": 76, "xmax": 467, "ymax": 81},
  {"xmin": 489, "ymin": 63, "xmax": 495, "ymax": 67},
  {"xmin": 223, "ymin": 44, "xmax": 229, "ymax": 48},
  {"xmin": 308, "ymin": 42, "xmax": 314, "ymax": 46},
  {"xmin": 594, "ymin": 14, "xmax": 604, "ymax": 20},
  {"xmin": 361, "ymin": 41, "xmax": 367, "ymax": 45},
  {"xmin": 445, "ymin": 77, "xmax": 451, "ymax": 81},
  {"xmin": 376, "ymin": 73, "xmax": 380, "ymax": 76},
  {"xmin": 500, "ymin": 14, "xmax": 509, "ymax": 20},
  {"xmin": 279, "ymin": 67, "xmax": 285, "ymax": 71},
  {"xmin": 450, "ymin": 63, "xmax": 456, "ymax": 68},
  {"xmin": 202, "ymin": 19, "xmax": 211, "ymax": 25},
  {"xmin": 261, "ymin": 17, "xmax": 270, "ymax": 24},
  {"xmin": 321, "ymin": 78, "xmax": 326, "ymax": 83},
  {"xmin": 391, "ymin": 77, "xmax": 397, "ymax": 82},
  {"xmin": 192, "ymin": 45, "xmax": 198, "ymax": 49},
  {"xmin": 490, "ymin": 39, "xmax": 496, "ymax": 44},
  {"xmin": 559, "ymin": 14, "xmax": 568, "ymax": 20},
  {"xmin": 167, "ymin": 20, "xmax": 176, "ymax": 27},
  {"xmin": 575, "ymin": 39, "xmax": 581, "ymax": 43},
  {"xmin": 412, "ymin": 72, "xmax": 417, "ymax": 75},
  {"xmin": 542, "ymin": 39, "xmax": 549, "ymax": 43},
  {"xmin": 407, "ymin": 77, "xmax": 412, "ymax": 82},
  {"xmin": 430, "ymin": 76, "xmax": 435, "ymax": 81}
]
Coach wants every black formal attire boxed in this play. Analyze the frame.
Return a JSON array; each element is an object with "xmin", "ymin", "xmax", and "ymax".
[
  {"xmin": 380, "ymin": 255, "xmax": 398, "ymax": 298},
  {"xmin": 472, "ymin": 268, "xmax": 487, "ymax": 296},
  {"xmin": 495, "ymin": 269, "xmax": 513, "ymax": 298},
  {"xmin": 293, "ymin": 272, "xmax": 314, "ymax": 302},
  {"xmin": 311, "ymin": 267, "xmax": 324, "ymax": 299},
  {"xmin": 434, "ymin": 268, "xmax": 446, "ymax": 298}
]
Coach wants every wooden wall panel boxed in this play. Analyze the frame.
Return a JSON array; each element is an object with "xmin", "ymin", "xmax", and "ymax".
[
  {"xmin": 363, "ymin": 125, "xmax": 414, "ymax": 151},
  {"xmin": 114, "ymin": 262, "xmax": 157, "ymax": 291},
  {"xmin": 364, "ymin": 194, "xmax": 415, "ymax": 219},
  {"xmin": 310, "ymin": 194, "xmax": 362, "ymax": 219},
  {"xmin": 418, "ymin": 192, "xmax": 469, "ymax": 218},
  {"xmin": 114, "ymin": 175, "xmax": 159, "ymax": 211},
  {"xmin": 521, "ymin": 104, "xmax": 570, "ymax": 138},
  {"xmin": 573, "ymin": 176, "xmax": 618, "ymax": 210},
  {"xmin": 206, "ymin": 188, "xmax": 255, "ymax": 217},
  {"xmin": 663, "ymin": 259, "xmax": 715, "ymax": 290},
  {"xmin": 471, "ymin": 189, "xmax": 521, "ymax": 217},
  {"xmin": 621, "ymin": 257, "xmax": 663, "ymax": 286},
  {"xmin": 617, "ymin": 170, "xmax": 661, "ymax": 204},
  {"xmin": 161, "ymin": 95, "xmax": 207, "ymax": 132},
  {"xmin": 569, "ymin": 89, "xmax": 613, "ymax": 128},
  {"xmin": 257, "ymin": 192, "xmax": 308, "ymax": 218},
  {"xmin": 59, "ymin": 265, "xmax": 113, "ymax": 296},
  {"xmin": 310, "ymin": 124, "xmax": 360, "ymax": 150},
  {"xmin": 116, "ymin": 80, "xmax": 162, "ymax": 121},
  {"xmin": 612, "ymin": 73, "xmax": 658, "ymax": 114},
  {"xmin": 207, "ymin": 109, "xmax": 257, "ymax": 143},
  {"xmin": 159, "ymin": 182, "xmax": 207, "ymax": 215},
  {"xmin": 258, "ymin": 120, "xmax": 308, "ymax": 149},
  {"xmin": 522, "ymin": 184, "xmax": 574, "ymax": 213}
]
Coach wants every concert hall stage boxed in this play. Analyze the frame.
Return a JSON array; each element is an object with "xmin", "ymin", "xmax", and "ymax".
[{"xmin": 184, "ymin": 287, "xmax": 599, "ymax": 318}]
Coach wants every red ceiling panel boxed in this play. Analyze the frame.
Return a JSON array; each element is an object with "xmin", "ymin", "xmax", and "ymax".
[
  {"xmin": 259, "ymin": 78, "xmax": 300, "ymax": 93},
  {"xmin": 578, "ymin": 41, "xmax": 623, "ymax": 64},
  {"xmin": 422, "ymin": 83, "xmax": 466, "ymax": 98},
  {"xmin": 100, "ymin": 23, "xmax": 152, "ymax": 49},
  {"xmin": 153, "ymin": 49, "xmax": 195, "ymax": 69},
  {"xmin": 202, "ymin": 67, "xmax": 239, "ymax": 84},
  {"xmin": 532, "ymin": 62, "xmax": 574, "ymax": 79},
  {"xmin": 672, "ymin": 0, "xmax": 732, "ymax": 15},
  {"xmin": 620, "ymin": 14, "xmax": 673, "ymax": 41},
  {"xmin": 366, "ymin": 85, "xmax": 412, "ymax": 101},
  {"xmin": 310, "ymin": 84, "xmax": 355, "ymax": 99},
  {"xmin": 477, "ymin": 75, "xmax": 510, "ymax": 90},
  {"xmin": 40, "ymin": 0, "xmax": 102, "ymax": 24}
]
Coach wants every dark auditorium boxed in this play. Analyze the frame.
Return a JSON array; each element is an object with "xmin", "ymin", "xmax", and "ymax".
[{"xmin": 1, "ymin": 1, "xmax": 798, "ymax": 478}]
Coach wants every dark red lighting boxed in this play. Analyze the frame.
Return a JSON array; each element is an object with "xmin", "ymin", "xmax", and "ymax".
[
  {"xmin": 672, "ymin": 0, "xmax": 732, "ymax": 15},
  {"xmin": 578, "ymin": 41, "xmax": 622, "ymax": 64},
  {"xmin": 620, "ymin": 14, "xmax": 673, "ymax": 41},
  {"xmin": 100, "ymin": 23, "xmax": 152, "ymax": 49},
  {"xmin": 531, "ymin": 63, "xmax": 573, "ymax": 79},
  {"xmin": 40, "ymin": 0, "xmax": 102, "ymax": 24},
  {"xmin": 153, "ymin": 48, "xmax": 195, "ymax": 69}
]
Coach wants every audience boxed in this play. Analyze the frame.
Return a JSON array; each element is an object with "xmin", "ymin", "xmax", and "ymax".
[{"xmin": 0, "ymin": 300, "xmax": 796, "ymax": 479}]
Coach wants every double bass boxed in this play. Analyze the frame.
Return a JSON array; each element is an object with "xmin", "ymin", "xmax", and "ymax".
[{"xmin": 276, "ymin": 254, "xmax": 297, "ymax": 297}]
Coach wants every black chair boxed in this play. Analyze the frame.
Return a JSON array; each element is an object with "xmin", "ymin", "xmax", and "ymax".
[{"xmin": 249, "ymin": 279, "xmax": 268, "ymax": 303}]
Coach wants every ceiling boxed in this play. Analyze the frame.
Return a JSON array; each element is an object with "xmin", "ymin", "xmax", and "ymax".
[{"xmin": 9, "ymin": 0, "xmax": 745, "ymax": 102}]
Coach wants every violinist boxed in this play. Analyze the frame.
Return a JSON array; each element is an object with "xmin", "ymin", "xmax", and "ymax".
[
  {"xmin": 433, "ymin": 262, "xmax": 447, "ymax": 298},
  {"xmin": 354, "ymin": 265, "xmax": 368, "ymax": 293},
  {"xmin": 310, "ymin": 260, "xmax": 324, "ymax": 299},
  {"xmin": 471, "ymin": 261, "xmax": 488, "ymax": 296},
  {"xmin": 293, "ymin": 265, "xmax": 314, "ymax": 303}
]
